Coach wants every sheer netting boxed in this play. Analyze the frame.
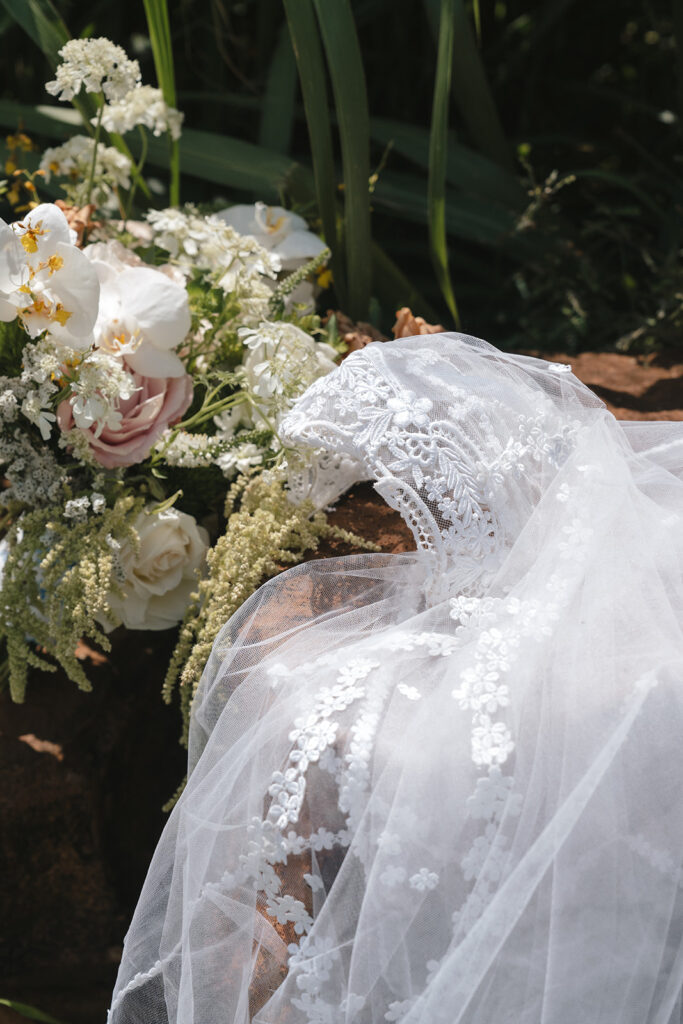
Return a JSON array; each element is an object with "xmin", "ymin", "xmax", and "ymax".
[{"xmin": 109, "ymin": 334, "xmax": 683, "ymax": 1024}]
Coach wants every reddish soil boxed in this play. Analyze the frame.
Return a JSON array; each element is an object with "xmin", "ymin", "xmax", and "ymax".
[
  {"xmin": 544, "ymin": 350, "xmax": 683, "ymax": 421},
  {"xmin": 0, "ymin": 349, "xmax": 680, "ymax": 1024}
]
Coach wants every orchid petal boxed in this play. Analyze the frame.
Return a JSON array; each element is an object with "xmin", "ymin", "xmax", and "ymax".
[
  {"xmin": 125, "ymin": 343, "xmax": 186, "ymax": 378},
  {"xmin": 46, "ymin": 242, "xmax": 101, "ymax": 341},
  {"xmin": 0, "ymin": 296, "xmax": 17, "ymax": 321},
  {"xmin": 119, "ymin": 267, "xmax": 191, "ymax": 350},
  {"xmin": 19, "ymin": 203, "xmax": 72, "ymax": 258},
  {"xmin": 274, "ymin": 230, "xmax": 327, "ymax": 270},
  {"xmin": 0, "ymin": 223, "xmax": 23, "ymax": 295},
  {"xmin": 214, "ymin": 205, "xmax": 260, "ymax": 237}
]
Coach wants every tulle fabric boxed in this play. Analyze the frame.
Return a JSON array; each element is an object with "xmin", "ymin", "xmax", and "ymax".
[{"xmin": 109, "ymin": 335, "xmax": 683, "ymax": 1024}]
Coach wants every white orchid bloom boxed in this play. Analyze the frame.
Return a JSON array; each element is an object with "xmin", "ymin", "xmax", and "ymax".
[
  {"xmin": 85, "ymin": 245, "xmax": 191, "ymax": 377},
  {"xmin": 0, "ymin": 203, "xmax": 100, "ymax": 348},
  {"xmin": 215, "ymin": 203, "xmax": 327, "ymax": 271}
]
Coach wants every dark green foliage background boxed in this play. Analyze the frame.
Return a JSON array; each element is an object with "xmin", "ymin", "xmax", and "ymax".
[{"xmin": 0, "ymin": 0, "xmax": 681, "ymax": 352}]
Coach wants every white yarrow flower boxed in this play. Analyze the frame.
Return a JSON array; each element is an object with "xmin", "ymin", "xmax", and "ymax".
[
  {"xmin": 21, "ymin": 390, "xmax": 56, "ymax": 440},
  {"xmin": 99, "ymin": 85, "xmax": 184, "ymax": 140},
  {"xmin": 238, "ymin": 321, "xmax": 337, "ymax": 425},
  {"xmin": 40, "ymin": 136, "xmax": 132, "ymax": 209},
  {"xmin": 46, "ymin": 37, "xmax": 141, "ymax": 102}
]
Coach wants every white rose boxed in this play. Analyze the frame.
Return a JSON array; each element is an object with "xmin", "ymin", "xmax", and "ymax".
[{"xmin": 107, "ymin": 507, "xmax": 209, "ymax": 630}]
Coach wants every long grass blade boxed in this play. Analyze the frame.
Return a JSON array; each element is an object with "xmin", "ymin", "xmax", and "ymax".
[
  {"xmin": 374, "ymin": 171, "xmax": 541, "ymax": 259},
  {"xmin": 425, "ymin": 0, "xmax": 512, "ymax": 172},
  {"xmin": 146, "ymin": 127, "xmax": 315, "ymax": 201},
  {"xmin": 312, "ymin": 0, "xmax": 372, "ymax": 321},
  {"xmin": 0, "ymin": 0, "xmax": 66, "ymax": 66},
  {"xmin": 371, "ymin": 117, "xmax": 525, "ymax": 208},
  {"xmin": 142, "ymin": 0, "xmax": 180, "ymax": 205},
  {"xmin": 259, "ymin": 22, "xmax": 297, "ymax": 155},
  {"xmin": 428, "ymin": 0, "xmax": 460, "ymax": 325},
  {"xmin": 674, "ymin": 0, "xmax": 683, "ymax": 122},
  {"xmin": 283, "ymin": 0, "xmax": 344, "ymax": 304},
  {"xmin": 0, "ymin": 2, "xmax": 150, "ymax": 200},
  {"xmin": 372, "ymin": 242, "xmax": 440, "ymax": 323},
  {"xmin": 0, "ymin": 99, "xmax": 311, "ymax": 204},
  {"xmin": 0, "ymin": 0, "xmax": 98, "ymax": 129},
  {"xmin": 0, "ymin": 998, "xmax": 66, "ymax": 1024}
]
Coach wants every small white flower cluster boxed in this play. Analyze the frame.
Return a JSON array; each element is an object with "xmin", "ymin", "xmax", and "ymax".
[
  {"xmin": 19, "ymin": 339, "xmax": 63, "ymax": 440},
  {"xmin": 63, "ymin": 492, "xmax": 106, "ymax": 522},
  {"xmin": 214, "ymin": 441, "xmax": 263, "ymax": 477},
  {"xmin": 0, "ymin": 429, "xmax": 66, "ymax": 507},
  {"xmin": 156, "ymin": 430, "xmax": 218, "ymax": 469},
  {"xmin": 216, "ymin": 203, "xmax": 329, "ymax": 313},
  {"xmin": 239, "ymin": 321, "xmax": 338, "ymax": 424},
  {"xmin": 67, "ymin": 349, "xmax": 139, "ymax": 437},
  {"xmin": 0, "ymin": 388, "xmax": 19, "ymax": 422},
  {"xmin": 99, "ymin": 84, "xmax": 183, "ymax": 141},
  {"xmin": 157, "ymin": 428, "xmax": 264, "ymax": 477},
  {"xmin": 46, "ymin": 38, "xmax": 141, "ymax": 102},
  {"xmin": 18, "ymin": 336, "xmax": 140, "ymax": 442},
  {"xmin": 44, "ymin": 37, "xmax": 182, "ymax": 209},
  {"xmin": 146, "ymin": 205, "xmax": 279, "ymax": 316},
  {"xmin": 40, "ymin": 135, "xmax": 132, "ymax": 208}
]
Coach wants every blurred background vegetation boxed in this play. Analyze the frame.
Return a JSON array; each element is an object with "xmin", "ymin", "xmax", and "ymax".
[{"xmin": 0, "ymin": 0, "xmax": 682, "ymax": 353}]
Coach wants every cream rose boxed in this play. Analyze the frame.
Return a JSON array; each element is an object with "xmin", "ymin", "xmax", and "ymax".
[{"xmin": 107, "ymin": 507, "xmax": 209, "ymax": 630}]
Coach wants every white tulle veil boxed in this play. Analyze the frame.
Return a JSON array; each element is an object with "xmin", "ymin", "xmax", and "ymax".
[{"xmin": 109, "ymin": 334, "xmax": 683, "ymax": 1024}]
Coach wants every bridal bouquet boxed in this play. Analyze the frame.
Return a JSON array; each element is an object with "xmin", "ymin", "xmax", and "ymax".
[{"xmin": 0, "ymin": 37, "xmax": 352, "ymax": 721}]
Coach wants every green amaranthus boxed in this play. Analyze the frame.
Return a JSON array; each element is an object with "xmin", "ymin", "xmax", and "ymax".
[
  {"xmin": 163, "ymin": 471, "xmax": 376, "ymax": 745},
  {"xmin": 0, "ymin": 494, "xmax": 144, "ymax": 701}
]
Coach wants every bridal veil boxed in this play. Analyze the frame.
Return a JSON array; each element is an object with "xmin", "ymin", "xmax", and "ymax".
[{"xmin": 109, "ymin": 333, "xmax": 683, "ymax": 1024}]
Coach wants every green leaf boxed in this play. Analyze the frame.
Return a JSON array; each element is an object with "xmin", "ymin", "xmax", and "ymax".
[
  {"xmin": 372, "ymin": 242, "xmax": 440, "ymax": 323},
  {"xmin": 370, "ymin": 117, "xmax": 524, "ymax": 208},
  {"xmin": 424, "ymin": 0, "xmax": 512, "ymax": 172},
  {"xmin": 142, "ymin": 0, "xmax": 180, "ymax": 205},
  {"xmin": 0, "ymin": 998, "xmax": 67, "ymax": 1024},
  {"xmin": 259, "ymin": 22, "xmax": 298, "ymax": 156},
  {"xmin": 374, "ymin": 171, "xmax": 541, "ymax": 259},
  {"xmin": 0, "ymin": 0, "xmax": 67, "ymax": 66},
  {"xmin": 283, "ymin": 0, "xmax": 342, "ymax": 301},
  {"xmin": 428, "ymin": 0, "xmax": 459, "ymax": 325},
  {"xmin": 472, "ymin": 0, "xmax": 481, "ymax": 41},
  {"xmin": 0, "ymin": 98, "xmax": 76, "ymax": 139},
  {"xmin": 0, "ymin": 0, "xmax": 98, "ymax": 129},
  {"xmin": 312, "ymin": 0, "xmax": 372, "ymax": 320},
  {"xmin": 142, "ymin": 127, "xmax": 314, "ymax": 202},
  {"xmin": 674, "ymin": 0, "xmax": 683, "ymax": 122}
]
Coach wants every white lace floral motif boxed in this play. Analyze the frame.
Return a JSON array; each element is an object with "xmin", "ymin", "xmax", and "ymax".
[{"xmin": 281, "ymin": 343, "xmax": 582, "ymax": 602}]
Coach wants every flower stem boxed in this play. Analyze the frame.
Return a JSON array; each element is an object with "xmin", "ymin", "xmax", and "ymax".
[
  {"xmin": 85, "ymin": 102, "xmax": 105, "ymax": 209},
  {"xmin": 125, "ymin": 125, "xmax": 149, "ymax": 222}
]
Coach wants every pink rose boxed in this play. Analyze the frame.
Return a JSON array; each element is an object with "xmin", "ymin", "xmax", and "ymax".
[{"xmin": 57, "ymin": 371, "xmax": 193, "ymax": 468}]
